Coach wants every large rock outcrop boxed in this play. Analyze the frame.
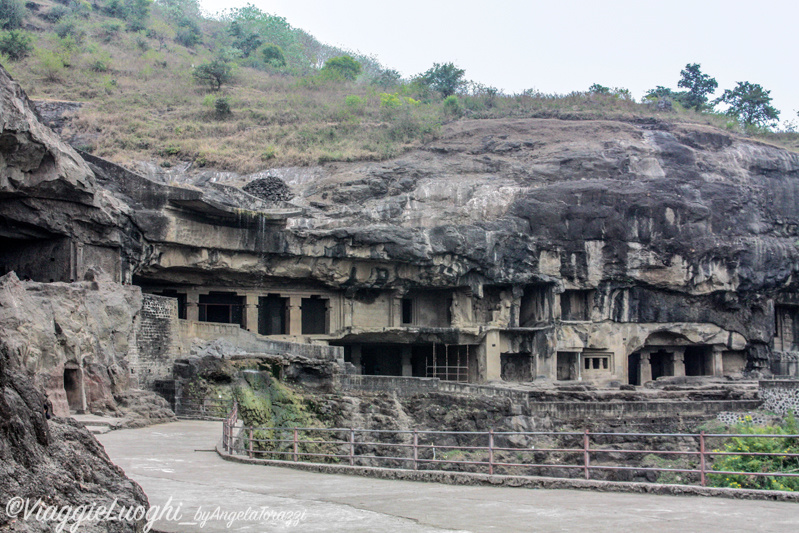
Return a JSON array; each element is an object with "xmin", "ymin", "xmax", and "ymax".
[
  {"xmin": 0, "ymin": 66, "xmax": 141, "ymax": 283},
  {"xmin": 0, "ymin": 342, "xmax": 148, "ymax": 532}
]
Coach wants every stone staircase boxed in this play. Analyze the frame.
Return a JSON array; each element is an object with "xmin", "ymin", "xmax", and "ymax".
[{"xmin": 70, "ymin": 414, "xmax": 129, "ymax": 435}]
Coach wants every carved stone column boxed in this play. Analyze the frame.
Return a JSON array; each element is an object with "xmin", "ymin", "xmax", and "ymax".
[
  {"xmin": 244, "ymin": 293, "xmax": 259, "ymax": 333},
  {"xmin": 639, "ymin": 350, "xmax": 652, "ymax": 384},
  {"xmin": 672, "ymin": 347, "xmax": 686, "ymax": 377},
  {"xmin": 288, "ymin": 296, "xmax": 302, "ymax": 336}
]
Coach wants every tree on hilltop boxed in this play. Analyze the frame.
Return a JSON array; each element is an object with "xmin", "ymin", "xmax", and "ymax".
[
  {"xmin": 418, "ymin": 62, "xmax": 465, "ymax": 98},
  {"xmin": 676, "ymin": 63, "xmax": 717, "ymax": 111},
  {"xmin": 715, "ymin": 81, "xmax": 780, "ymax": 128}
]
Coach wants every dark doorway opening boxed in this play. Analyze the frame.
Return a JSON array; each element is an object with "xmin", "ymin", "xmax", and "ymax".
[
  {"xmin": 64, "ymin": 367, "xmax": 82, "ymax": 412},
  {"xmin": 557, "ymin": 351, "xmax": 578, "ymax": 381},
  {"xmin": 199, "ymin": 292, "xmax": 244, "ymax": 326},
  {"xmin": 685, "ymin": 346, "xmax": 711, "ymax": 376},
  {"xmin": 301, "ymin": 297, "xmax": 328, "ymax": 334},
  {"xmin": 501, "ymin": 353, "xmax": 534, "ymax": 382},
  {"xmin": 650, "ymin": 350, "xmax": 672, "ymax": 380},
  {"xmin": 259, "ymin": 295, "xmax": 288, "ymax": 335},
  {"xmin": 362, "ymin": 345, "xmax": 403, "ymax": 376}
]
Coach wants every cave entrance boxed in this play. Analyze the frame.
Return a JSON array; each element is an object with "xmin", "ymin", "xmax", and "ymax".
[
  {"xmin": 198, "ymin": 292, "xmax": 245, "ymax": 327},
  {"xmin": 362, "ymin": 345, "xmax": 403, "ymax": 376},
  {"xmin": 501, "ymin": 352, "xmax": 534, "ymax": 382},
  {"xmin": 650, "ymin": 349, "xmax": 672, "ymax": 380},
  {"xmin": 685, "ymin": 345, "xmax": 712, "ymax": 376},
  {"xmin": 258, "ymin": 295, "xmax": 288, "ymax": 335},
  {"xmin": 519, "ymin": 285, "xmax": 552, "ymax": 326},
  {"xmin": 301, "ymin": 296, "xmax": 328, "ymax": 334},
  {"xmin": 560, "ymin": 290, "xmax": 593, "ymax": 321},
  {"xmin": 63, "ymin": 366, "xmax": 83, "ymax": 412},
  {"xmin": 557, "ymin": 351, "xmax": 579, "ymax": 381},
  {"xmin": 628, "ymin": 352, "xmax": 641, "ymax": 386}
]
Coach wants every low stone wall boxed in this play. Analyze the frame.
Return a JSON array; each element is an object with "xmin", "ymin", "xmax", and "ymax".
[
  {"xmin": 760, "ymin": 379, "xmax": 799, "ymax": 415},
  {"xmin": 179, "ymin": 319, "xmax": 343, "ymax": 362},
  {"xmin": 338, "ymin": 375, "xmax": 441, "ymax": 394},
  {"xmin": 338, "ymin": 376, "xmax": 760, "ymax": 419},
  {"xmin": 525, "ymin": 400, "xmax": 762, "ymax": 419}
]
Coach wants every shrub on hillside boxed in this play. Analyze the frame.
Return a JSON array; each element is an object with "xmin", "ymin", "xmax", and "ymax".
[
  {"xmin": 259, "ymin": 43, "xmax": 285, "ymax": 68},
  {"xmin": 55, "ymin": 17, "xmax": 87, "ymax": 43},
  {"xmin": 0, "ymin": 0, "xmax": 25, "ymax": 30},
  {"xmin": 214, "ymin": 96, "xmax": 231, "ymax": 118},
  {"xmin": 0, "ymin": 29, "xmax": 32, "ymax": 60},
  {"xmin": 106, "ymin": 0, "xmax": 152, "ymax": 31},
  {"xmin": 192, "ymin": 58, "xmax": 233, "ymax": 91},
  {"xmin": 36, "ymin": 48, "xmax": 66, "ymax": 81},
  {"xmin": 418, "ymin": 62, "xmax": 465, "ymax": 98},
  {"xmin": 709, "ymin": 413, "xmax": 799, "ymax": 492},
  {"xmin": 443, "ymin": 94, "xmax": 462, "ymax": 116},
  {"xmin": 320, "ymin": 55, "xmax": 361, "ymax": 81}
]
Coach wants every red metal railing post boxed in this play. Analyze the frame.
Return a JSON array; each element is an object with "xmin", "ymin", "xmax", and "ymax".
[
  {"xmin": 248, "ymin": 427, "xmax": 253, "ymax": 459},
  {"xmin": 699, "ymin": 431, "xmax": 706, "ymax": 487},
  {"xmin": 413, "ymin": 430, "xmax": 419, "ymax": 471},
  {"xmin": 349, "ymin": 429, "xmax": 355, "ymax": 466},
  {"xmin": 293, "ymin": 427, "xmax": 299, "ymax": 462},
  {"xmin": 488, "ymin": 429, "xmax": 495, "ymax": 475},
  {"xmin": 583, "ymin": 429, "xmax": 590, "ymax": 480}
]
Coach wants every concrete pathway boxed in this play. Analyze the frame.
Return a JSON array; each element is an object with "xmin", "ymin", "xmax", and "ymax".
[{"xmin": 98, "ymin": 420, "xmax": 798, "ymax": 533}]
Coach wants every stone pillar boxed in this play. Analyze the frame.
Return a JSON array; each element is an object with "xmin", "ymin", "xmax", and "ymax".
[
  {"xmin": 78, "ymin": 363, "xmax": 87, "ymax": 414},
  {"xmin": 672, "ymin": 347, "xmax": 686, "ymax": 377},
  {"xmin": 485, "ymin": 330, "xmax": 502, "ymax": 381},
  {"xmin": 401, "ymin": 346, "xmax": 413, "ymax": 377},
  {"xmin": 244, "ymin": 293, "xmax": 259, "ymax": 333},
  {"xmin": 344, "ymin": 297, "xmax": 354, "ymax": 328},
  {"xmin": 712, "ymin": 346, "xmax": 724, "ymax": 376},
  {"xmin": 186, "ymin": 289, "xmax": 200, "ymax": 321},
  {"xmin": 324, "ymin": 299, "xmax": 332, "ymax": 334},
  {"xmin": 351, "ymin": 345, "xmax": 362, "ymax": 375},
  {"xmin": 639, "ymin": 350, "xmax": 652, "ymax": 384},
  {"xmin": 391, "ymin": 295, "xmax": 402, "ymax": 327},
  {"xmin": 288, "ymin": 296, "xmax": 303, "ymax": 336}
]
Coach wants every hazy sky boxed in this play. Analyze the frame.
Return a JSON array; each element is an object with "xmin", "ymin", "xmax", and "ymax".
[{"xmin": 199, "ymin": 0, "xmax": 797, "ymax": 127}]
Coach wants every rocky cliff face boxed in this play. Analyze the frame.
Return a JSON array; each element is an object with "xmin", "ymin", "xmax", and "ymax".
[
  {"xmin": 0, "ymin": 339, "xmax": 148, "ymax": 532},
  {"xmin": 130, "ymin": 119, "xmax": 799, "ymax": 362},
  {"xmin": 0, "ymin": 66, "xmax": 141, "ymax": 283}
]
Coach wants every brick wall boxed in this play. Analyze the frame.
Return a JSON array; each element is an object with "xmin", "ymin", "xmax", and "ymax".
[{"xmin": 135, "ymin": 294, "xmax": 182, "ymax": 387}]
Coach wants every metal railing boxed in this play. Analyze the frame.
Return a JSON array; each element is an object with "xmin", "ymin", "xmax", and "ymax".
[
  {"xmin": 177, "ymin": 398, "xmax": 233, "ymax": 420},
  {"xmin": 220, "ymin": 405, "xmax": 799, "ymax": 488}
]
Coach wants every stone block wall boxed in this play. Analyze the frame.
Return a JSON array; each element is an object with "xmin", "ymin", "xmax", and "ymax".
[{"xmin": 135, "ymin": 294, "xmax": 182, "ymax": 387}]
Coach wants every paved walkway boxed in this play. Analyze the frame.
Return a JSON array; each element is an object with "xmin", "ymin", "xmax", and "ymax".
[{"xmin": 98, "ymin": 420, "xmax": 798, "ymax": 533}]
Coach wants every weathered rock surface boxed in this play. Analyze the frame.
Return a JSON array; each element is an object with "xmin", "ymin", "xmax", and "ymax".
[
  {"xmin": 126, "ymin": 117, "xmax": 799, "ymax": 371},
  {"xmin": 0, "ymin": 343, "xmax": 148, "ymax": 532},
  {"xmin": 0, "ymin": 68, "xmax": 134, "ymax": 249},
  {"xmin": 0, "ymin": 272, "xmax": 143, "ymax": 416}
]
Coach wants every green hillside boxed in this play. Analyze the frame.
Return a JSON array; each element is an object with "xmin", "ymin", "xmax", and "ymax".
[{"xmin": 2, "ymin": 0, "xmax": 796, "ymax": 173}]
